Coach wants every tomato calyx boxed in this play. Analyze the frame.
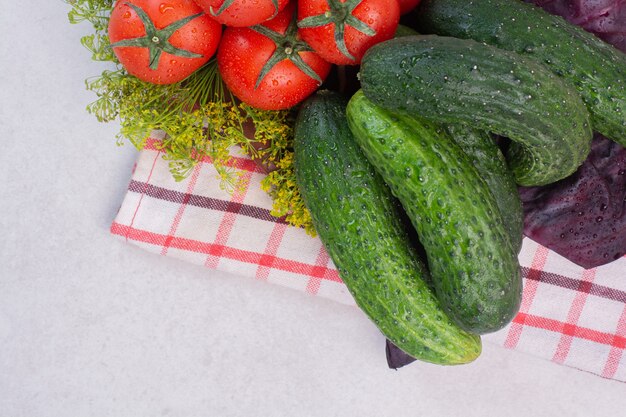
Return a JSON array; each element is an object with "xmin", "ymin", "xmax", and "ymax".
[
  {"xmin": 211, "ymin": 0, "xmax": 281, "ymax": 20},
  {"xmin": 250, "ymin": 13, "xmax": 324, "ymax": 89},
  {"xmin": 297, "ymin": 0, "xmax": 376, "ymax": 61},
  {"xmin": 109, "ymin": 2, "xmax": 205, "ymax": 70}
]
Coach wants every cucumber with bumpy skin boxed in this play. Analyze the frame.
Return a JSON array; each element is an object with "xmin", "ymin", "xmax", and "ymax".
[
  {"xmin": 294, "ymin": 90, "xmax": 481, "ymax": 363},
  {"xmin": 446, "ymin": 126, "xmax": 523, "ymax": 253},
  {"xmin": 346, "ymin": 90, "xmax": 522, "ymax": 334},
  {"xmin": 416, "ymin": 0, "xmax": 626, "ymax": 147},
  {"xmin": 358, "ymin": 35, "xmax": 593, "ymax": 186}
]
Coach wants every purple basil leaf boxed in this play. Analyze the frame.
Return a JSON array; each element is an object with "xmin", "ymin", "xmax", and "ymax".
[
  {"xmin": 525, "ymin": 0, "xmax": 626, "ymax": 53},
  {"xmin": 386, "ymin": 340, "xmax": 417, "ymax": 369},
  {"xmin": 519, "ymin": 135, "xmax": 626, "ymax": 268}
]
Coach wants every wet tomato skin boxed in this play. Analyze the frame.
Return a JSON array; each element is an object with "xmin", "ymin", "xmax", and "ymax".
[
  {"xmin": 109, "ymin": 0, "xmax": 222, "ymax": 84},
  {"xmin": 217, "ymin": 3, "xmax": 331, "ymax": 110},
  {"xmin": 297, "ymin": 0, "xmax": 400, "ymax": 65},
  {"xmin": 193, "ymin": 0, "xmax": 291, "ymax": 27}
]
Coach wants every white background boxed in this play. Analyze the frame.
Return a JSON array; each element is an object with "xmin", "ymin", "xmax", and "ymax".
[{"xmin": 1, "ymin": 2, "xmax": 625, "ymax": 416}]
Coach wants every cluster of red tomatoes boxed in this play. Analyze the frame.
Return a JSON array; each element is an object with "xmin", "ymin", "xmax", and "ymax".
[{"xmin": 108, "ymin": 0, "xmax": 421, "ymax": 110}]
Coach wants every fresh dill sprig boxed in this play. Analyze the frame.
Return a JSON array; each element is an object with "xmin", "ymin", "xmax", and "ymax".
[
  {"xmin": 66, "ymin": 0, "xmax": 117, "ymax": 62},
  {"xmin": 261, "ymin": 152, "xmax": 316, "ymax": 236}
]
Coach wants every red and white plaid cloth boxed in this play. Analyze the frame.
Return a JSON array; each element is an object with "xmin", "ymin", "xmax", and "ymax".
[{"xmin": 112, "ymin": 134, "xmax": 626, "ymax": 381}]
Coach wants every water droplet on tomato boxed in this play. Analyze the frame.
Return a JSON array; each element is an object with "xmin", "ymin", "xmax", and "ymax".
[
  {"xmin": 272, "ymin": 79, "xmax": 279, "ymax": 86},
  {"xmin": 122, "ymin": 11, "xmax": 132, "ymax": 19},
  {"xmin": 170, "ymin": 59, "xmax": 177, "ymax": 65},
  {"xmin": 159, "ymin": 3, "xmax": 174, "ymax": 14}
]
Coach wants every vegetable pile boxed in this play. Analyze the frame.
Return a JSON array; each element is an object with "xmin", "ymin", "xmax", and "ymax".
[{"xmin": 68, "ymin": 0, "xmax": 626, "ymax": 367}]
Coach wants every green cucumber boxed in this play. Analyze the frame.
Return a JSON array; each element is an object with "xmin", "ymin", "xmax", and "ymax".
[
  {"xmin": 415, "ymin": 0, "xmax": 626, "ymax": 146},
  {"xmin": 395, "ymin": 24, "xmax": 419, "ymax": 38},
  {"xmin": 358, "ymin": 35, "xmax": 593, "ymax": 186},
  {"xmin": 445, "ymin": 126, "xmax": 523, "ymax": 253},
  {"xmin": 346, "ymin": 90, "xmax": 522, "ymax": 334},
  {"xmin": 294, "ymin": 90, "xmax": 481, "ymax": 363}
]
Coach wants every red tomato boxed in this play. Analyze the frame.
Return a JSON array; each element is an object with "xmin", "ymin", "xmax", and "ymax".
[
  {"xmin": 398, "ymin": 0, "xmax": 422, "ymax": 15},
  {"xmin": 297, "ymin": 0, "xmax": 400, "ymax": 65},
  {"xmin": 217, "ymin": 2, "xmax": 332, "ymax": 110},
  {"xmin": 108, "ymin": 0, "xmax": 222, "ymax": 84},
  {"xmin": 194, "ymin": 0, "xmax": 291, "ymax": 27}
]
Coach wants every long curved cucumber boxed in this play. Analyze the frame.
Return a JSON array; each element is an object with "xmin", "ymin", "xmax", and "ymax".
[
  {"xmin": 358, "ymin": 35, "xmax": 593, "ymax": 186},
  {"xmin": 346, "ymin": 90, "xmax": 522, "ymax": 334}
]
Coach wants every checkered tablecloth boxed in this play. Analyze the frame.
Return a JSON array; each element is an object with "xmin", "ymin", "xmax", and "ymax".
[{"xmin": 111, "ymin": 134, "xmax": 626, "ymax": 382}]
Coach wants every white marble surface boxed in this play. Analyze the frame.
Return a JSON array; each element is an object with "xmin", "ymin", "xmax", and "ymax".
[{"xmin": 1, "ymin": 2, "xmax": 625, "ymax": 416}]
